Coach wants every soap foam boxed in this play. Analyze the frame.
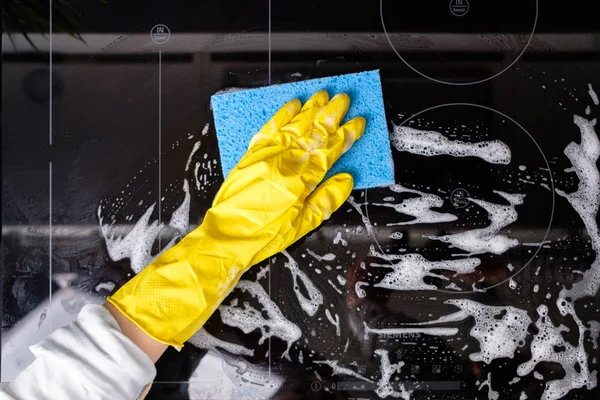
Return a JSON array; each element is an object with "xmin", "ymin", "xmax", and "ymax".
[
  {"xmin": 306, "ymin": 249, "xmax": 336, "ymax": 262},
  {"xmin": 347, "ymin": 195, "xmax": 374, "ymax": 235},
  {"xmin": 522, "ymin": 112, "xmax": 600, "ymax": 399},
  {"xmin": 374, "ymin": 349, "xmax": 412, "ymax": 400},
  {"xmin": 327, "ymin": 279, "xmax": 343, "ymax": 295},
  {"xmin": 282, "ymin": 251, "xmax": 323, "ymax": 317},
  {"xmin": 590, "ymin": 321, "xmax": 600, "ymax": 350},
  {"xmin": 188, "ymin": 328, "xmax": 254, "ymax": 357},
  {"xmin": 391, "ymin": 126, "xmax": 511, "ymax": 164},
  {"xmin": 445, "ymin": 299, "xmax": 530, "ymax": 364},
  {"xmin": 426, "ymin": 191, "xmax": 524, "ymax": 255},
  {"xmin": 517, "ymin": 305, "xmax": 597, "ymax": 400},
  {"xmin": 220, "ymin": 357, "xmax": 284, "ymax": 398},
  {"xmin": 99, "ymin": 182, "xmax": 192, "ymax": 274},
  {"xmin": 218, "ymin": 280, "xmax": 302, "ymax": 360},
  {"xmin": 324, "ymin": 309, "xmax": 341, "ymax": 337},
  {"xmin": 377, "ymin": 184, "xmax": 458, "ymax": 226},
  {"xmin": 371, "ymin": 250, "xmax": 480, "ymax": 291},
  {"xmin": 446, "ymin": 282, "xmax": 464, "ymax": 291},
  {"xmin": 588, "ymin": 84, "xmax": 599, "ymax": 105},
  {"xmin": 94, "ymin": 282, "xmax": 115, "ymax": 292},
  {"xmin": 478, "ymin": 372, "xmax": 499, "ymax": 400},
  {"xmin": 395, "ymin": 299, "xmax": 530, "ymax": 364},
  {"xmin": 185, "ymin": 141, "xmax": 202, "ymax": 171},
  {"xmin": 534, "ymin": 371, "xmax": 544, "ymax": 380},
  {"xmin": 99, "ymin": 141, "xmax": 203, "ymax": 273},
  {"xmin": 355, "ymin": 281, "xmax": 369, "ymax": 298},
  {"xmin": 169, "ymin": 179, "xmax": 191, "ymax": 233},
  {"xmin": 333, "ymin": 231, "xmax": 348, "ymax": 246},
  {"xmin": 556, "ymin": 115, "xmax": 600, "ymax": 299},
  {"xmin": 313, "ymin": 360, "xmax": 374, "ymax": 383}
]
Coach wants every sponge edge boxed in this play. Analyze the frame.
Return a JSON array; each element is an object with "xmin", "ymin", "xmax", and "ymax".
[{"xmin": 211, "ymin": 70, "xmax": 395, "ymax": 190}]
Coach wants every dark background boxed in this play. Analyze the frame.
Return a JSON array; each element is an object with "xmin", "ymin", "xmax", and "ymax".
[{"xmin": 2, "ymin": 0, "xmax": 600, "ymax": 399}]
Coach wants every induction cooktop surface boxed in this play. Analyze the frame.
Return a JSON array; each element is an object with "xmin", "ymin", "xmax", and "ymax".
[{"xmin": 2, "ymin": 1, "xmax": 600, "ymax": 399}]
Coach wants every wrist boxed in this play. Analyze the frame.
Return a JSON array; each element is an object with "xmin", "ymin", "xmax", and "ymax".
[{"xmin": 104, "ymin": 302, "xmax": 167, "ymax": 362}]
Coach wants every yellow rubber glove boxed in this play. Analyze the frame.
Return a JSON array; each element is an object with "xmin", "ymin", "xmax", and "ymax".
[{"xmin": 107, "ymin": 90, "xmax": 366, "ymax": 347}]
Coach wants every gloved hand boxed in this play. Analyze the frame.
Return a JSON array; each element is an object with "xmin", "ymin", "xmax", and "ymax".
[{"xmin": 107, "ymin": 90, "xmax": 366, "ymax": 347}]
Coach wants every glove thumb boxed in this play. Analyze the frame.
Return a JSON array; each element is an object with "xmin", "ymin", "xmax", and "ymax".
[{"xmin": 292, "ymin": 172, "xmax": 354, "ymax": 244}]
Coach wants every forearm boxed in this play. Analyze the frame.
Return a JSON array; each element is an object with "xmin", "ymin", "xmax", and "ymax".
[{"xmin": 0, "ymin": 304, "xmax": 156, "ymax": 400}]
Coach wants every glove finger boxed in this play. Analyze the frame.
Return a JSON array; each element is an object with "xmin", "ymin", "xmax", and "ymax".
[
  {"xmin": 280, "ymin": 90, "xmax": 329, "ymax": 140},
  {"xmin": 325, "ymin": 116, "xmax": 366, "ymax": 169},
  {"xmin": 313, "ymin": 93, "xmax": 350, "ymax": 138},
  {"xmin": 291, "ymin": 172, "xmax": 354, "ymax": 244},
  {"xmin": 248, "ymin": 98, "xmax": 301, "ymax": 148},
  {"xmin": 293, "ymin": 93, "xmax": 352, "ymax": 162}
]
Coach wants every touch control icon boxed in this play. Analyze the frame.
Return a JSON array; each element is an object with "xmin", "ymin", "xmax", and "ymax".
[
  {"xmin": 449, "ymin": 0, "xmax": 469, "ymax": 17},
  {"xmin": 150, "ymin": 24, "xmax": 170, "ymax": 44},
  {"xmin": 451, "ymin": 188, "xmax": 470, "ymax": 208}
]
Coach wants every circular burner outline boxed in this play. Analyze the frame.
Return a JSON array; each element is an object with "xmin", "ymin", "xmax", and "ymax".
[
  {"xmin": 364, "ymin": 102, "xmax": 555, "ymax": 293},
  {"xmin": 380, "ymin": 0, "xmax": 539, "ymax": 85}
]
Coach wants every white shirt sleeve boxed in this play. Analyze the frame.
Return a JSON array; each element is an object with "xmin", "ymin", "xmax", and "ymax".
[{"xmin": 0, "ymin": 304, "xmax": 156, "ymax": 400}]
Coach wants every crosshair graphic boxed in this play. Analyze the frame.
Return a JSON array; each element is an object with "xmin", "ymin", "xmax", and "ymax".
[
  {"xmin": 364, "ymin": 102, "xmax": 555, "ymax": 294},
  {"xmin": 380, "ymin": 0, "xmax": 538, "ymax": 85}
]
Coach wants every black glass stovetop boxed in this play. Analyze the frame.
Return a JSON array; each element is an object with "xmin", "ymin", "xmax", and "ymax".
[{"xmin": 2, "ymin": 1, "xmax": 600, "ymax": 399}]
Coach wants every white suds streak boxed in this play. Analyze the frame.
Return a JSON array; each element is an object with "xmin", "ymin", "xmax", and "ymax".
[
  {"xmin": 392, "ymin": 126, "xmax": 511, "ymax": 164},
  {"xmin": 382, "ymin": 184, "xmax": 457, "ymax": 226},
  {"xmin": 347, "ymin": 195, "xmax": 374, "ymax": 235},
  {"xmin": 516, "ymin": 111, "xmax": 599, "ymax": 399},
  {"xmin": 218, "ymin": 280, "xmax": 301, "ymax": 361},
  {"xmin": 194, "ymin": 162, "xmax": 201, "ymax": 190},
  {"xmin": 588, "ymin": 84, "xmax": 599, "ymax": 105},
  {"xmin": 327, "ymin": 279, "xmax": 343, "ymax": 295},
  {"xmin": 188, "ymin": 329, "xmax": 254, "ymax": 356},
  {"xmin": 425, "ymin": 191, "xmax": 524, "ymax": 256},
  {"xmin": 94, "ymin": 282, "xmax": 115, "ymax": 292},
  {"xmin": 557, "ymin": 115, "xmax": 600, "ymax": 299},
  {"xmin": 375, "ymin": 349, "xmax": 412, "ymax": 400},
  {"xmin": 325, "ymin": 309, "xmax": 341, "ymax": 336},
  {"xmin": 371, "ymin": 252, "xmax": 480, "ymax": 291},
  {"xmin": 478, "ymin": 372, "xmax": 499, "ymax": 400},
  {"xmin": 313, "ymin": 360, "xmax": 374, "ymax": 383},
  {"xmin": 48, "ymin": 161, "xmax": 52, "ymax": 333},
  {"xmin": 281, "ymin": 251, "xmax": 323, "ymax": 316},
  {"xmin": 185, "ymin": 142, "xmax": 201, "ymax": 171},
  {"xmin": 355, "ymin": 281, "xmax": 369, "ymax": 298},
  {"xmin": 443, "ymin": 300, "xmax": 530, "ymax": 364},
  {"xmin": 522, "ymin": 241, "xmax": 551, "ymax": 247}
]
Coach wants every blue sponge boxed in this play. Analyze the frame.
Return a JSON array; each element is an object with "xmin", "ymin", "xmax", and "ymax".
[{"xmin": 211, "ymin": 70, "xmax": 395, "ymax": 189}]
